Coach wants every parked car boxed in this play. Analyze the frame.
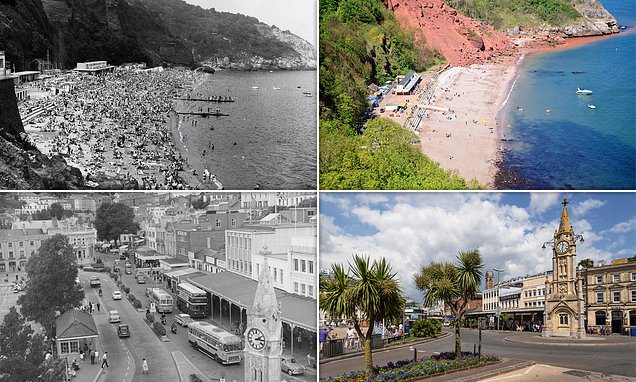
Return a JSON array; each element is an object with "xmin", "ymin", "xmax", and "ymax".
[
  {"xmin": 281, "ymin": 357, "xmax": 305, "ymax": 376},
  {"xmin": 137, "ymin": 276, "xmax": 146, "ymax": 284},
  {"xmin": 119, "ymin": 253, "xmax": 127, "ymax": 260},
  {"xmin": 174, "ymin": 314, "xmax": 194, "ymax": 327},
  {"xmin": 125, "ymin": 268, "xmax": 132, "ymax": 275},
  {"xmin": 145, "ymin": 287, "xmax": 153, "ymax": 297},
  {"xmin": 13, "ymin": 285, "xmax": 20, "ymax": 293},
  {"xmin": 112, "ymin": 291, "xmax": 122, "ymax": 300},
  {"xmin": 89, "ymin": 276, "xmax": 101, "ymax": 287},
  {"xmin": 108, "ymin": 310, "xmax": 121, "ymax": 323},
  {"xmin": 117, "ymin": 324, "xmax": 130, "ymax": 338}
]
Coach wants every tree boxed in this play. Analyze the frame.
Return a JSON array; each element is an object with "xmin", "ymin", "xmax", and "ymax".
[
  {"xmin": 0, "ymin": 307, "xmax": 63, "ymax": 382},
  {"xmin": 415, "ymin": 249, "xmax": 483, "ymax": 358},
  {"xmin": 578, "ymin": 258, "xmax": 594, "ymax": 268},
  {"xmin": 320, "ymin": 254, "xmax": 404, "ymax": 379},
  {"xmin": 48, "ymin": 202, "xmax": 65, "ymax": 220},
  {"xmin": 17, "ymin": 234, "xmax": 84, "ymax": 335},
  {"xmin": 95, "ymin": 201, "xmax": 139, "ymax": 244}
]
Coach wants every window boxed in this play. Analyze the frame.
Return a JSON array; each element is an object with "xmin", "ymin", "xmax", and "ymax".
[
  {"xmin": 559, "ymin": 314, "xmax": 568, "ymax": 325},
  {"xmin": 613, "ymin": 274, "xmax": 620, "ymax": 283},
  {"xmin": 596, "ymin": 292, "xmax": 604, "ymax": 303},
  {"xmin": 60, "ymin": 342, "xmax": 69, "ymax": 354},
  {"xmin": 301, "ymin": 284, "xmax": 306, "ymax": 295},
  {"xmin": 613, "ymin": 291, "xmax": 621, "ymax": 303},
  {"xmin": 216, "ymin": 219, "xmax": 221, "ymax": 228},
  {"xmin": 293, "ymin": 259, "xmax": 299, "ymax": 272},
  {"xmin": 19, "ymin": 242, "xmax": 23, "ymax": 247},
  {"xmin": 8, "ymin": 251, "xmax": 13, "ymax": 259},
  {"xmin": 308, "ymin": 285, "xmax": 314, "ymax": 297},
  {"xmin": 595, "ymin": 310, "xmax": 606, "ymax": 326},
  {"xmin": 632, "ymin": 273, "xmax": 636, "ymax": 282},
  {"xmin": 596, "ymin": 275, "xmax": 603, "ymax": 284},
  {"xmin": 231, "ymin": 219, "xmax": 236, "ymax": 227},
  {"xmin": 7, "ymin": 243, "xmax": 12, "ymax": 248},
  {"xmin": 273, "ymin": 268, "xmax": 277, "ymax": 282},
  {"xmin": 630, "ymin": 310, "xmax": 636, "ymax": 327},
  {"xmin": 280, "ymin": 270, "xmax": 283, "ymax": 284},
  {"xmin": 70, "ymin": 341, "xmax": 79, "ymax": 353},
  {"xmin": 309, "ymin": 261, "xmax": 314, "ymax": 274},
  {"xmin": 301, "ymin": 260, "xmax": 306, "ymax": 273},
  {"xmin": 631, "ymin": 290, "xmax": 636, "ymax": 303},
  {"xmin": 294, "ymin": 282, "xmax": 298, "ymax": 293}
]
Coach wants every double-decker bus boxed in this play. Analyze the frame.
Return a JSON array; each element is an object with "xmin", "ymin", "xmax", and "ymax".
[
  {"xmin": 150, "ymin": 288, "xmax": 174, "ymax": 313},
  {"xmin": 177, "ymin": 282, "xmax": 208, "ymax": 318},
  {"xmin": 187, "ymin": 321, "xmax": 243, "ymax": 365}
]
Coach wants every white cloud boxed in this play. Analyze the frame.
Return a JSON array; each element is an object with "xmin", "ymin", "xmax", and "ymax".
[
  {"xmin": 529, "ymin": 193, "xmax": 561, "ymax": 215},
  {"xmin": 608, "ymin": 218, "xmax": 636, "ymax": 234},
  {"xmin": 355, "ymin": 193, "xmax": 389, "ymax": 205},
  {"xmin": 320, "ymin": 193, "xmax": 351, "ymax": 212},
  {"xmin": 572, "ymin": 199, "xmax": 606, "ymax": 216},
  {"xmin": 321, "ymin": 196, "xmax": 561, "ymax": 299}
]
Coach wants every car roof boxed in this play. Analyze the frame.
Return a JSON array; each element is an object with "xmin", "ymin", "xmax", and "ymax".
[
  {"xmin": 118, "ymin": 323, "xmax": 128, "ymax": 327},
  {"xmin": 113, "ymin": 290, "xmax": 121, "ymax": 293},
  {"xmin": 109, "ymin": 310, "xmax": 119, "ymax": 314}
]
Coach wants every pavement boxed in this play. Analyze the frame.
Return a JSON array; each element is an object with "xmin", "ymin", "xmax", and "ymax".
[
  {"xmin": 480, "ymin": 364, "xmax": 636, "ymax": 382},
  {"xmin": 504, "ymin": 334, "xmax": 636, "ymax": 346}
]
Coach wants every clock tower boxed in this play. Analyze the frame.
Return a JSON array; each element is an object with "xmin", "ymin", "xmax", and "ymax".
[
  {"xmin": 244, "ymin": 251, "xmax": 283, "ymax": 382},
  {"xmin": 543, "ymin": 198, "xmax": 585, "ymax": 338}
]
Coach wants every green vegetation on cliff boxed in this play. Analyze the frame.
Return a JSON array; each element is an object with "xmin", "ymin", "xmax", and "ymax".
[
  {"xmin": 320, "ymin": 0, "xmax": 474, "ymax": 190},
  {"xmin": 444, "ymin": 0, "xmax": 581, "ymax": 30}
]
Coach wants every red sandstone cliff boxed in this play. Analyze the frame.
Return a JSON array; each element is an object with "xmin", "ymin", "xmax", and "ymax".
[{"xmin": 385, "ymin": 0, "xmax": 514, "ymax": 66}]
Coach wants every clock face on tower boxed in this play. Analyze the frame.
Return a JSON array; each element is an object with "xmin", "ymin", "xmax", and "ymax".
[
  {"xmin": 556, "ymin": 240, "xmax": 570, "ymax": 254},
  {"xmin": 247, "ymin": 327, "xmax": 266, "ymax": 350}
]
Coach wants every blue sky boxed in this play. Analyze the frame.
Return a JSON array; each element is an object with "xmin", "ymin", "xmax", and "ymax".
[
  {"xmin": 320, "ymin": 192, "xmax": 636, "ymax": 300},
  {"xmin": 183, "ymin": 0, "xmax": 317, "ymax": 44}
]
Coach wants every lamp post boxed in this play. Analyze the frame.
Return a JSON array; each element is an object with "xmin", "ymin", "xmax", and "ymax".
[{"xmin": 493, "ymin": 268, "xmax": 503, "ymax": 331}]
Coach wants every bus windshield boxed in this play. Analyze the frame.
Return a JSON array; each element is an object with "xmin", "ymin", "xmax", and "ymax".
[{"xmin": 223, "ymin": 342, "xmax": 243, "ymax": 352}]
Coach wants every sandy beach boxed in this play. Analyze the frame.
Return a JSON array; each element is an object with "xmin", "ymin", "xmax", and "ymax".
[{"xmin": 417, "ymin": 64, "xmax": 517, "ymax": 187}]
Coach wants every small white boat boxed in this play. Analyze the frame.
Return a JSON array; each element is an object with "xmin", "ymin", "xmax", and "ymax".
[
  {"xmin": 576, "ymin": 88, "xmax": 593, "ymax": 95},
  {"xmin": 273, "ymin": 87, "xmax": 281, "ymax": 90},
  {"xmin": 251, "ymin": 86, "xmax": 259, "ymax": 89},
  {"xmin": 587, "ymin": 104, "xmax": 596, "ymax": 109}
]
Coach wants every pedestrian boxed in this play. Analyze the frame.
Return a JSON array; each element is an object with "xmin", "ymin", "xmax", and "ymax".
[
  {"xmin": 297, "ymin": 333, "xmax": 302, "ymax": 350},
  {"xmin": 101, "ymin": 352, "xmax": 109, "ymax": 368},
  {"xmin": 79, "ymin": 349, "xmax": 84, "ymax": 362},
  {"xmin": 142, "ymin": 358, "xmax": 149, "ymax": 374},
  {"xmin": 94, "ymin": 350, "xmax": 99, "ymax": 365},
  {"xmin": 90, "ymin": 350, "xmax": 95, "ymax": 364},
  {"xmin": 97, "ymin": 303, "xmax": 100, "ymax": 312},
  {"xmin": 88, "ymin": 302, "xmax": 92, "ymax": 314}
]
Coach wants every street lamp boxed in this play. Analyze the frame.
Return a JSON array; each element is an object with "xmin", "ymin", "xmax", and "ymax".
[{"xmin": 493, "ymin": 268, "xmax": 503, "ymax": 331}]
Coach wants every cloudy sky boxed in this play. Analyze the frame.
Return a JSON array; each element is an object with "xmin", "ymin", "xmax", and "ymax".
[
  {"xmin": 320, "ymin": 192, "xmax": 636, "ymax": 300},
  {"xmin": 182, "ymin": 0, "xmax": 317, "ymax": 44}
]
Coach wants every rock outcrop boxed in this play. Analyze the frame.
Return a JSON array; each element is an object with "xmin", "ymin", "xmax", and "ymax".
[
  {"xmin": 564, "ymin": 0, "xmax": 619, "ymax": 36},
  {"xmin": 386, "ymin": 0, "xmax": 514, "ymax": 66}
]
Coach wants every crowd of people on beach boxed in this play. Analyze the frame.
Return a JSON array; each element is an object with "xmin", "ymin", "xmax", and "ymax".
[{"xmin": 19, "ymin": 68, "xmax": 205, "ymax": 189}]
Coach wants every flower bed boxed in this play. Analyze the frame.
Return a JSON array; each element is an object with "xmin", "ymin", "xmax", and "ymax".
[{"xmin": 321, "ymin": 354, "xmax": 500, "ymax": 382}]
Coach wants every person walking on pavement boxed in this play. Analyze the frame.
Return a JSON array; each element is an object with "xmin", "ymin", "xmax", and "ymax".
[
  {"xmin": 90, "ymin": 350, "xmax": 95, "ymax": 364},
  {"xmin": 142, "ymin": 358, "xmax": 149, "ymax": 374},
  {"xmin": 101, "ymin": 352, "xmax": 109, "ymax": 368},
  {"xmin": 97, "ymin": 303, "xmax": 100, "ymax": 312}
]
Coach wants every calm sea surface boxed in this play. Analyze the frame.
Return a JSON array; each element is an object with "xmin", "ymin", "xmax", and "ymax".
[
  {"xmin": 500, "ymin": 0, "xmax": 635, "ymax": 189},
  {"xmin": 175, "ymin": 70, "xmax": 316, "ymax": 190}
]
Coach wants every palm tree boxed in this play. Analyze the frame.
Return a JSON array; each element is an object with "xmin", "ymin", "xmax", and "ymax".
[
  {"xmin": 320, "ymin": 254, "xmax": 404, "ymax": 379},
  {"xmin": 414, "ymin": 249, "xmax": 483, "ymax": 358}
]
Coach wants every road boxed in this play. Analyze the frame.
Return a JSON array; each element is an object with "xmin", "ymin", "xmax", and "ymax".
[
  {"xmin": 92, "ymin": 252, "xmax": 314, "ymax": 382},
  {"xmin": 319, "ymin": 328, "xmax": 636, "ymax": 379}
]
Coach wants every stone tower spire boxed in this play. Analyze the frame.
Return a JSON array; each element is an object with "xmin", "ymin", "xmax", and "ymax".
[{"xmin": 558, "ymin": 197, "xmax": 573, "ymax": 233}]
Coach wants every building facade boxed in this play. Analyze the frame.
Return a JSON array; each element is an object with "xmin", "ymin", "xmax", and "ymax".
[
  {"xmin": 0, "ymin": 228, "xmax": 48, "ymax": 272},
  {"xmin": 582, "ymin": 260, "xmax": 636, "ymax": 335}
]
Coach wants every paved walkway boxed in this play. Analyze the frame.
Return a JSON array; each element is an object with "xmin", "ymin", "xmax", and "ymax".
[
  {"xmin": 505, "ymin": 334, "xmax": 636, "ymax": 346},
  {"xmin": 480, "ymin": 364, "xmax": 636, "ymax": 382},
  {"xmin": 172, "ymin": 351, "xmax": 212, "ymax": 382},
  {"xmin": 68, "ymin": 360, "xmax": 102, "ymax": 382},
  {"xmin": 424, "ymin": 359, "xmax": 536, "ymax": 382}
]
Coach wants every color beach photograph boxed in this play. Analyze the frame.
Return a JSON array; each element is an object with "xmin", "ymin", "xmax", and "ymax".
[
  {"xmin": 0, "ymin": 0, "xmax": 317, "ymax": 190},
  {"xmin": 319, "ymin": 192, "xmax": 636, "ymax": 381},
  {"xmin": 319, "ymin": 0, "xmax": 635, "ymax": 190}
]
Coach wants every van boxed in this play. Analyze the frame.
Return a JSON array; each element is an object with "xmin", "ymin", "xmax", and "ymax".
[
  {"xmin": 109, "ymin": 310, "xmax": 121, "ymax": 323},
  {"xmin": 89, "ymin": 276, "xmax": 101, "ymax": 288}
]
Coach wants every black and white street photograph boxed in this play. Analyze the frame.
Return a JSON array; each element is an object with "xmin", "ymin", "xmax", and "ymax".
[
  {"xmin": 0, "ymin": 191, "xmax": 317, "ymax": 381},
  {"xmin": 0, "ymin": 0, "xmax": 316, "ymax": 190}
]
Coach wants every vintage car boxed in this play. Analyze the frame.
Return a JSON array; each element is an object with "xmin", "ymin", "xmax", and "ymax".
[{"xmin": 281, "ymin": 357, "xmax": 305, "ymax": 376}]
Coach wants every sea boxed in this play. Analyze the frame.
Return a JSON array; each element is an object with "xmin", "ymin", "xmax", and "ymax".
[
  {"xmin": 174, "ymin": 70, "xmax": 316, "ymax": 190},
  {"xmin": 499, "ymin": 0, "xmax": 635, "ymax": 189}
]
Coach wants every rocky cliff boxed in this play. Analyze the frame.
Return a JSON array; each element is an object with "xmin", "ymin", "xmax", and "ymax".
[
  {"xmin": 386, "ymin": 0, "xmax": 514, "ymax": 66},
  {"xmin": 0, "ymin": 0, "xmax": 315, "ymax": 70},
  {"xmin": 563, "ymin": 0, "xmax": 618, "ymax": 36}
]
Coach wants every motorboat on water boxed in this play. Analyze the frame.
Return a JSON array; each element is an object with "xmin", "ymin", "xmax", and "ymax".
[
  {"xmin": 576, "ymin": 88, "xmax": 593, "ymax": 95},
  {"xmin": 273, "ymin": 87, "xmax": 281, "ymax": 90},
  {"xmin": 587, "ymin": 104, "xmax": 596, "ymax": 109},
  {"xmin": 251, "ymin": 86, "xmax": 259, "ymax": 89}
]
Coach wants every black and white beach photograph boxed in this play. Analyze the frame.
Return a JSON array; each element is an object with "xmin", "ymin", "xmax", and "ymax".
[
  {"xmin": 0, "ymin": 191, "xmax": 317, "ymax": 381},
  {"xmin": 0, "ymin": 0, "xmax": 317, "ymax": 190}
]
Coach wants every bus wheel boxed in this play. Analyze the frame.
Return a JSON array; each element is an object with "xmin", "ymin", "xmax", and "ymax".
[{"xmin": 193, "ymin": 342, "xmax": 198, "ymax": 350}]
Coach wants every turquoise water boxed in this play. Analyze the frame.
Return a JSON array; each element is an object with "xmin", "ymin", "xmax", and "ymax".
[{"xmin": 500, "ymin": 0, "xmax": 635, "ymax": 189}]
